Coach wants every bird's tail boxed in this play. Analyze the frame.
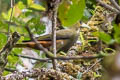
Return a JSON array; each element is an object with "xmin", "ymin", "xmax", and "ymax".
[{"xmin": 14, "ymin": 41, "xmax": 52, "ymax": 49}]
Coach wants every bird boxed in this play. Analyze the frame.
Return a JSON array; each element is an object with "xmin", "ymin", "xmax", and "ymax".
[{"xmin": 14, "ymin": 22, "xmax": 90, "ymax": 52}]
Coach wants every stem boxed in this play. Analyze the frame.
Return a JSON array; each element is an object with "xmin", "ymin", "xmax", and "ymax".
[{"xmin": 7, "ymin": 0, "xmax": 14, "ymax": 40}]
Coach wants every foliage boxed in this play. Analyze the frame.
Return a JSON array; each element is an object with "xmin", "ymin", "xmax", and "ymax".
[
  {"xmin": 0, "ymin": 0, "xmax": 120, "ymax": 80},
  {"xmin": 0, "ymin": 0, "xmax": 46, "ymax": 75},
  {"xmin": 58, "ymin": 0, "xmax": 85, "ymax": 26}
]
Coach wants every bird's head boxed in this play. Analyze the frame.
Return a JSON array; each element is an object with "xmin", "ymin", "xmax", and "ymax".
[{"xmin": 70, "ymin": 21, "xmax": 90, "ymax": 32}]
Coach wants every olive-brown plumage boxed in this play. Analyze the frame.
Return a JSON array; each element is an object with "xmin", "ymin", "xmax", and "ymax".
[{"xmin": 15, "ymin": 22, "xmax": 89, "ymax": 52}]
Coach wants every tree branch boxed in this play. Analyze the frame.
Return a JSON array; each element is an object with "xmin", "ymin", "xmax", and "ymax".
[
  {"xmin": 25, "ymin": 25, "xmax": 55, "ymax": 58},
  {"xmin": 2, "ymin": 68, "xmax": 77, "ymax": 80},
  {"xmin": 96, "ymin": 0, "xmax": 120, "ymax": 14},
  {"xmin": 14, "ymin": 54, "xmax": 51, "ymax": 62},
  {"xmin": 110, "ymin": 0, "xmax": 120, "ymax": 11},
  {"xmin": 49, "ymin": 0, "xmax": 61, "ymax": 70},
  {"xmin": 0, "ymin": 32, "xmax": 20, "ymax": 75}
]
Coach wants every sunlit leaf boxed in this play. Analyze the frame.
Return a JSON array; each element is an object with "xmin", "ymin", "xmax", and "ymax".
[
  {"xmin": 7, "ymin": 55, "xmax": 19, "ymax": 64},
  {"xmin": 29, "ymin": 4, "xmax": 45, "ymax": 11},
  {"xmin": 2, "ymin": 8, "xmax": 15, "ymax": 20},
  {"xmin": 0, "ymin": 33, "xmax": 7, "ymax": 49},
  {"xmin": 3, "ymin": 71, "xmax": 10, "ymax": 76},
  {"xmin": 98, "ymin": 32, "xmax": 113, "ymax": 44},
  {"xmin": 0, "ymin": 20, "xmax": 8, "ymax": 31},
  {"xmin": 8, "ymin": 8, "xmax": 15, "ymax": 19},
  {"xmin": 58, "ymin": 0, "xmax": 85, "ymax": 26},
  {"xmin": 17, "ymin": 1, "xmax": 26, "ymax": 10},
  {"xmin": 93, "ymin": 31, "xmax": 113, "ymax": 44},
  {"xmin": 1, "ymin": 12, "xmax": 8, "ymax": 20},
  {"xmin": 93, "ymin": 72, "xmax": 101, "ymax": 78},
  {"xmin": 7, "ymin": 49, "xmax": 22, "ymax": 66},
  {"xmin": 114, "ymin": 24, "xmax": 120, "ymax": 43},
  {"xmin": 27, "ymin": 17, "xmax": 45, "ymax": 34},
  {"xmin": 27, "ymin": 0, "xmax": 33, "ymax": 6},
  {"xmin": 12, "ymin": 48, "xmax": 22, "ymax": 55},
  {"xmin": 119, "ymin": 0, "xmax": 120, "ymax": 5}
]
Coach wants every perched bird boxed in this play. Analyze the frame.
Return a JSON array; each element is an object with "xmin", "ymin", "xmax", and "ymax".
[{"xmin": 14, "ymin": 22, "xmax": 90, "ymax": 52}]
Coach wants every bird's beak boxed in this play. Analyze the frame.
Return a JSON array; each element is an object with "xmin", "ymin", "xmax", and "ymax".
[{"xmin": 80, "ymin": 23, "xmax": 90, "ymax": 29}]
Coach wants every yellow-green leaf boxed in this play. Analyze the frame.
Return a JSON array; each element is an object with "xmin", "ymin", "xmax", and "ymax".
[
  {"xmin": 27, "ymin": 0, "xmax": 33, "ymax": 5},
  {"xmin": 98, "ymin": 32, "xmax": 113, "ymax": 44},
  {"xmin": 58, "ymin": 0, "xmax": 85, "ymax": 26},
  {"xmin": 29, "ymin": 4, "xmax": 45, "ymax": 11}
]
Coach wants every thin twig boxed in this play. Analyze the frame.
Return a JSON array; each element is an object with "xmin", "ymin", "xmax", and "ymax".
[
  {"xmin": 15, "ymin": 53, "xmax": 104, "ymax": 61},
  {"xmin": 96, "ymin": 0, "xmax": 120, "ymax": 14},
  {"xmin": 7, "ymin": 0, "xmax": 14, "ymax": 40},
  {"xmin": 25, "ymin": 25, "xmax": 55, "ymax": 58},
  {"xmin": 52, "ymin": 12, "xmax": 57, "ymax": 69},
  {"xmin": 47, "ymin": 0, "xmax": 61, "ymax": 69},
  {"xmin": 54, "ymin": 54, "xmax": 104, "ymax": 60},
  {"xmin": 15, "ymin": 52, "xmax": 105, "ymax": 61},
  {"xmin": 51, "ymin": 0, "xmax": 60, "ymax": 70},
  {"xmin": 110, "ymin": 0, "xmax": 120, "ymax": 11},
  {"xmin": 0, "ymin": 32, "xmax": 20, "ymax": 75},
  {"xmin": 82, "ymin": 59, "xmax": 102, "ymax": 74},
  {"xmin": 14, "ymin": 54, "xmax": 51, "ymax": 62},
  {"xmin": 4, "ymin": 68, "xmax": 17, "ymax": 72}
]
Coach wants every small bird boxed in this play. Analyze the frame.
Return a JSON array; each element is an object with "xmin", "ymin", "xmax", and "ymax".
[{"xmin": 14, "ymin": 22, "xmax": 90, "ymax": 52}]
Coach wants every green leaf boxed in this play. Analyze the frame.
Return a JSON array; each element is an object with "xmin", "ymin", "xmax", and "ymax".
[
  {"xmin": 119, "ymin": 0, "xmax": 120, "ymax": 5},
  {"xmin": 17, "ymin": 1, "xmax": 26, "ymax": 10},
  {"xmin": 27, "ymin": 17, "xmax": 45, "ymax": 35},
  {"xmin": 3, "ymin": 71, "xmax": 10, "ymax": 76},
  {"xmin": 12, "ymin": 48, "xmax": 22, "ymax": 55},
  {"xmin": 7, "ymin": 49, "xmax": 22, "ymax": 66},
  {"xmin": 20, "ymin": 0, "xmax": 27, "ymax": 5},
  {"xmin": 27, "ymin": 0, "xmax": 45, "ymax": 11},
  {"xmin": 58, "ymin": 0, "xmax": 85, "ymax": 26},
  {"xmin": 98, "ymin": 32, "xmax": 113, "ymax": 44},
  {"xmin": 2, "ymin": 8, "xmax": 15, "ymax": 20},
  {"xmin": 27, "ymin": 0, "xmax": 33, "ymax": 6},
  {"xmin": 114, "ymin": 24, "xmax": 120, "ymax": 43},
  {"xmin": 93, "ymin": 72, "xmax": 101, "ymax": 78},
  {"xmin": 1, "ymin": 12, "xmax": 8, "ymax": 20},
  {"xmin": 7, "ymin": 55, "xmax": 19, "ymax": 64},
  {"xmin": 29, "ymin": 4, "xmax": 45, "ymax": 11},
  {"xmin": 0, "ymin": 33, "xmax": 7, "ymax": 49},
  {"xmin": 0, "ymin": 20, "xmax": 8, "ymax": 30},
  {"xmin": 93, "ymin": 31, "xmax": 113, "ymax": 44}
]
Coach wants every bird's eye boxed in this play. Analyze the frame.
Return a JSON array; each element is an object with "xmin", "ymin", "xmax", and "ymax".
[{"xmin": 79, "ymin": 21, "xmax": 82, "ymax": 24}]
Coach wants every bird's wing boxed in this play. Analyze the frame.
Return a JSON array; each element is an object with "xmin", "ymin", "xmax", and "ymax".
[
  {"xmin": 23, "ymin": 29, "xmax": 73, "ymax": 42},
  {"xmin": 22, "ymin": 34, "xmax": 52, "ymax": 42}
]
